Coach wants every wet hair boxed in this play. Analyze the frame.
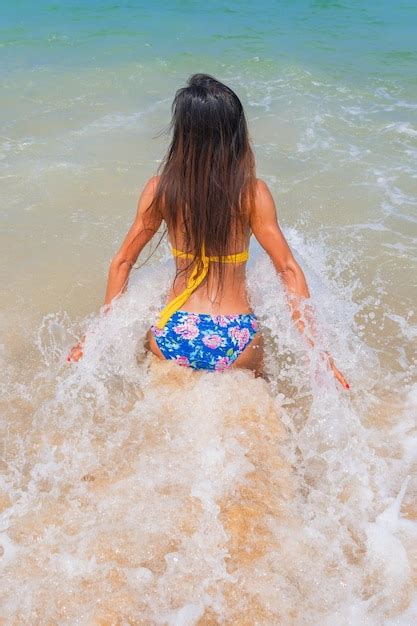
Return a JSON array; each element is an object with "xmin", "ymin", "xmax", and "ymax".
[{"xmin": 148, "ymin": 73, "xmax": 257, "ymax": 293}]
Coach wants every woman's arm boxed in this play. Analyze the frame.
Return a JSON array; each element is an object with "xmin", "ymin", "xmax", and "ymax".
[
  {"xmin": 250, "ymin": 179, "xmax": 349, "ymax": 390},
  {"xmin": 103, "ymin": 176, "xmax": 162, "ymax": 307},
  {"xmin": 67, "ymin": 176, "xmax": 162, "ymax": 362}
]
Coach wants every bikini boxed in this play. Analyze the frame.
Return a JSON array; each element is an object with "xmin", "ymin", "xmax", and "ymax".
[{"xmin": 150, "ymin": 244, "xmax": 260, "ymax": 371}]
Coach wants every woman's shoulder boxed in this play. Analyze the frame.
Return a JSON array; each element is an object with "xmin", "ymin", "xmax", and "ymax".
[
  {"xmin": 145, "ymin": 174, "xmax": 161, "ymax": 192},
  {"xmin": 249, "ymin": 178, "xmax": 274, "ymax": 216},
  {"xmin": 140, "ymin": 175, "xmax": 162, "ymax": 208},
  {"xmin": 254, "ymin": 177, "xmax": 272, "ymax": 197}
]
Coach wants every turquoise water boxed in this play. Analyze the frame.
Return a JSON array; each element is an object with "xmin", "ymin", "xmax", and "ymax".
[
  {"xmin": 1, "ymin": 2, "xmax": 417, "ymax": 624},
  {"xmin": 2, "ymin": 0, "xmax": 417, "ymax": 85}
]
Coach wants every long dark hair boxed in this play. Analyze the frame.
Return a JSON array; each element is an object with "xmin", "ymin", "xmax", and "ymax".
[{"xmin": 148, "ymin": 73, "xmax": 256, "ymax": 291}]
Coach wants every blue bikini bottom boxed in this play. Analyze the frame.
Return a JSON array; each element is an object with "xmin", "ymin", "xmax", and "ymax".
[{"xmin": 150, "ymin": 310, "xmax": 260, "ymax": 371}]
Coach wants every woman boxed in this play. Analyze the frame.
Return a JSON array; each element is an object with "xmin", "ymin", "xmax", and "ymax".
[{"xmin": 67, "ymin": 73, "xmax": 349, "ymax": 389}]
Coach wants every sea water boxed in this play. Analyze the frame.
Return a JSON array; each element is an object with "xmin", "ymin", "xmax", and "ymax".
[{"xmin": 1, "ymin": 1, "xmax": 417, "ymax": 624}]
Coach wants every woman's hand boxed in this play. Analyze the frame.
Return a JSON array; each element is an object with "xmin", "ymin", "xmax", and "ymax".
[
  {"xmin": 323, "ymin": 352, "xmax": 350, "ymax": 390},
  {"xmin": 66, "ymin": 305, "xmax": 111, "ymax": 363},
  {"xmin": 67, "ymin": 336, "xmax": 85, "ymax": 363}
]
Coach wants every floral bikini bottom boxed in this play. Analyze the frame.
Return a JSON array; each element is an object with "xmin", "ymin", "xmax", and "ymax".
[{"xmin": 150, "ymin": 310, "xmax": 260, "ymax": 371}]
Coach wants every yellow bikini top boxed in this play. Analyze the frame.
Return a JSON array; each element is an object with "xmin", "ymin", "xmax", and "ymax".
[{"xmin": 155, "ymin": 244, "xmax": 249, "ymax": 329}]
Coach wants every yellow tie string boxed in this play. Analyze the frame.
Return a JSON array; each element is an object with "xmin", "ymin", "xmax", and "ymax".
[{"xmin": 155, "ymin": 244, "xmax": 249, "ymax": 329}]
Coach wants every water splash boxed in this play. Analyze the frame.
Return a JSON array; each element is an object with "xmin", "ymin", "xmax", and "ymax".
[{"xmin": 1, "ymin": 232, "xmax": 416, "ymax": 624}]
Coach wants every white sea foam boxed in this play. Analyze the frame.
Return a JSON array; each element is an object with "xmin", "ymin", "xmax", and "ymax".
[
  {"xmin": 383, "ymin": 122, "xmax": 417, "ymax": 138},
  {"xmin": 73, "ymin": 110, "xmax": 146, "ymax": 134}
]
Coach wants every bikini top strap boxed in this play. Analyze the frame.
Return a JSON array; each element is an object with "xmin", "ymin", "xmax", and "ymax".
[
  {"xmin": 171, "ymin": 246, "xmax": 249, "ymax": 263},
  {"xmin": 154, "ymin": 244, "xmax": 249, "ymax": 329}
]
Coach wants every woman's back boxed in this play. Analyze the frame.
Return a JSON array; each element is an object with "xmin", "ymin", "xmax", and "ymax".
[{"xmin": 162, "ymin": 193, "xmax": 254, "ymax": 317}]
